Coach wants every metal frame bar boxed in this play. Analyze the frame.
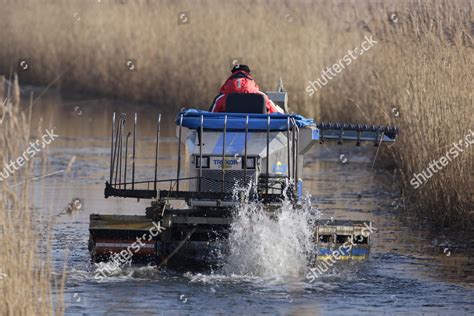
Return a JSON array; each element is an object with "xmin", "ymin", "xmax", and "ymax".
[
  {"xmin": 105, "ymin": 181, "xmax": 289, "ymax": 201},
  {"xmin": 374, "ymin": 131, "xmax": 383, "ymax": 147},
  {"xmin": 118, "ymin": 117, "xmax": 125, "ymax": 189},
  {"xmin": 317, "ymin": 122, "xmax": 399, "ymax": 134},
  {"xmin": 177, "ymin": 114, "xmax": 183, "ymax": 192},
  {"xmin": 295, "ymin": 121, "xmax": 300, "ymax": 190},
  {"xmin": 106, "ymin": 183, "xmax": 288, "ymax": 201},
  {"xmin": 113, "ymin": 114, "xmax": 124, "ymax": 186},
  {"xmin": 266, "ymin": 115, "xmax": 270, "ymax": 196},
  {"xmin": 124, "ymin": 132, "xmax": 131, "ymax": 189},
  {"xmin": 132, "ymin": 113, "xmax": 137, "ymax": 190},
  {"xmin": 221, "ymin": 115, "xmax": 227, "ymax": 193},
  {"xmin": 154, "ymin": 114, "xmax": 162, "ymax": 192},
  {"xmin": 199, "ymin": 115, "xmax": 204, "ymax": 192},
  {"xmin": 291, "ymin": 118, "xmax": 296, "ymax": 189},
  {"xmin": 319, "ymin": 126, "xmax": 325, "ymax": 144},
  {"xmin": 287, "ymin": 117, "xmax": 291, "ymax": 181},
  {"xmin": 292, "ymin": 118, "xmax": 300, "ymax": 192},
  {"xmin": 244, "ymin": 115, "xmax": 249, "ymax": 184},
  {"xmin": 109, "ymin": 112, "xmax": 116, "ymax": 183},
  {"xmin": 371, "ymin": 131, "xmax": 385, "ymax": 168},
  {"xmin": 112, "ymin": 175, "xmax": 245, "ymax": 189},
  {"xmin": 158, "ymin": 190, "xmax": 284, "ymax": 202}
]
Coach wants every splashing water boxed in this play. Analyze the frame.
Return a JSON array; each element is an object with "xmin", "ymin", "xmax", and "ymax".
[{"xmin": 222, "ymin": 188, "xmax": 319, "ymax": 279}]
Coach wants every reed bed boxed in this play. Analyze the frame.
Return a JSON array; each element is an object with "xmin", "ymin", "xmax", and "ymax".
[
  {"xmin": 0, "ymin": 76, "xmax": 64, "ymax": 314},
  {"xmin": 0, "ymin": 0, "xmax": 471, "ymax": 228}
]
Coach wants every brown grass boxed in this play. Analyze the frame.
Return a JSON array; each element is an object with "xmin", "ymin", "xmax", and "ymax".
[
  {"xmin": 0, "ymin": 0, "xmax": 471, "ymax": 228},
  {"xmin": 0, "ymin": 76, "xmax": 64, "ymax": 314}
]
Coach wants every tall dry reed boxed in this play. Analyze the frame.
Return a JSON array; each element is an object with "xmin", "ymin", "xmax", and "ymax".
[
  {"xmin": 0, "ymin": 0, "xmax": 471, "ymax": 228},
  {"xmin": 0, "ymin": 76, "xmax": 64, "ymax": 314}
]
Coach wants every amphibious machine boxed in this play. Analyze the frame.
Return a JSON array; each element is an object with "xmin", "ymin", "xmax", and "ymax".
[{"xmin": 89, "ymin": 90, "xmax": 399, "ymax": 266}]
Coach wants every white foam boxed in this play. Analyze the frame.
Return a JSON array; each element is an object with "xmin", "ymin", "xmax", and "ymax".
[{"xmin": 222, "ymin": 188, "xmax": 319, "ymax": 280}]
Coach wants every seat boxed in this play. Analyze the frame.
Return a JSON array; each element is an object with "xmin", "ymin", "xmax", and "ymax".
[{"xmin": 225, "ymin": 93, "xmax": 267, "ymax": 114}]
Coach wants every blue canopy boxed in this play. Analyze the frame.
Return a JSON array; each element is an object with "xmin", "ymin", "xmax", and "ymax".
[{"xmin": 175, "ymin": 109, "xmax": 315, "ymax": 131}]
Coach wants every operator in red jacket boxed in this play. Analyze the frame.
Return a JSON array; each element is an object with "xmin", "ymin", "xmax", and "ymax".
[{"xmin": 210, "ymin": 65, "xmax": 284, "ymax": 113}]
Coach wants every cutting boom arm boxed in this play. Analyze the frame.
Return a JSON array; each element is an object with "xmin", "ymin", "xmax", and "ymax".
[{"xmin": 298, "ymin": 121, "xmax": 399, "ymax": 154}]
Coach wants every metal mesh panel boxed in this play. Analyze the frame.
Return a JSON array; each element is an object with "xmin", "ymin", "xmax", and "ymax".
[{"xmin": 200, "ymin": 170, "xmax": 255, "ymax": 193}]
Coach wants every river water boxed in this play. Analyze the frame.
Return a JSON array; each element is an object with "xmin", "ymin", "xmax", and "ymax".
[{"xmin": 23, "ymin": 89, "xmax": 473, "ymax": 315}]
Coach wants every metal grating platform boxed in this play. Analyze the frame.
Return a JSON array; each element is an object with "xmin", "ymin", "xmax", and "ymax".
[{"xmin": 201, "ymin": 170, "xmax": 255, "ymax": 193}]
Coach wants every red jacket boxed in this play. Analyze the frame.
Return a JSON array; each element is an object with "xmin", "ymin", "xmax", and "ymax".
[{"xmin": 210, "ymin": 70, "xmax": 283, "ymax": 113}]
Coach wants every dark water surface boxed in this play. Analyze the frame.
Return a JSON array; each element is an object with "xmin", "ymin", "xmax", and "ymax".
[{"xmin": 23, "ymin": 89, "xmax": 473, "ymax": 315}]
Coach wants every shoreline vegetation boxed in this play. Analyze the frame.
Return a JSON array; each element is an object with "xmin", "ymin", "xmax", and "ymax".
[
  {"xmin": 0, "ymin": 75, "xmax": 64, "ymax": 314},
  {"xmin": 0, "ymin": 0, "xmax": 471, "ymax": 231}
]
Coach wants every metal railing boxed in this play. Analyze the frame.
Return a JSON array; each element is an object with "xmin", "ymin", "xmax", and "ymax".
[
  {"xmin": 107, "ymin": 112, "xmax": 398, "ymax": 201},
  {"xmin": 107, "ymin": 112, "xmax": 300, "ymax": 201}
]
